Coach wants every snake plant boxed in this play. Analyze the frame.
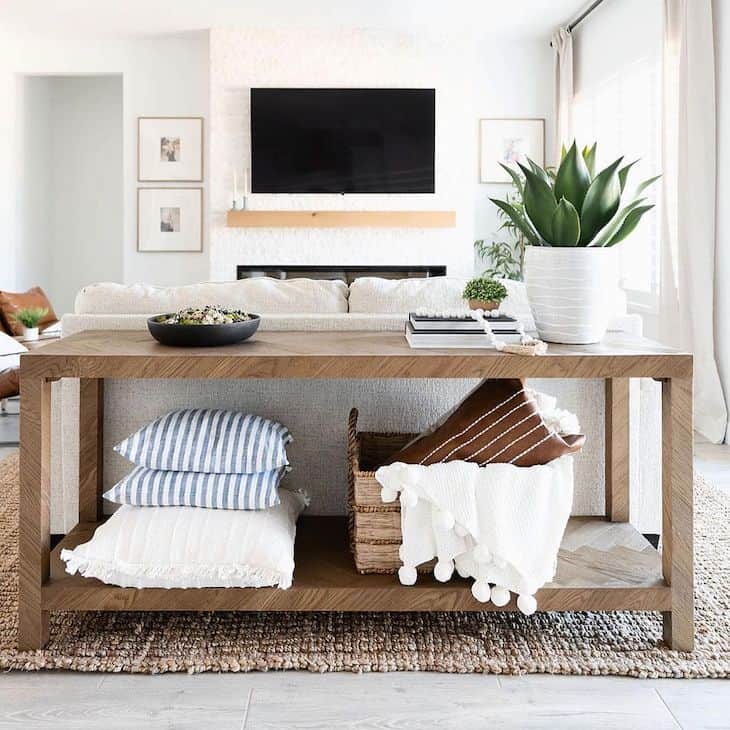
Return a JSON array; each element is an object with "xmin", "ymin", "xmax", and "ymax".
[{"xmin": 489, "ymin": 141, "xmax": 660, "ymax": 247}]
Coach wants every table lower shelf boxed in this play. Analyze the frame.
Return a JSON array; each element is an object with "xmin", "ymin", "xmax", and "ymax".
[{"xmin": 44, "ymin": 516, "xmax": 670, "ymax": 613}]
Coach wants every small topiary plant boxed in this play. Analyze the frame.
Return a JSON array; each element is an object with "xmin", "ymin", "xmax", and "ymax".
[
  {"xmin": 462, "ymin": 278, "xmax": 508, "ymax": 305},
  {"xmin": 13, "ymin": 306, "xmax": 48, "ymax": 329}
]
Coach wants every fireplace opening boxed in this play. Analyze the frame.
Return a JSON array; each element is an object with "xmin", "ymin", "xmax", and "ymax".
[{"xmin": 236, "ymin": 265, "xmax": 447, "ymax": 284}]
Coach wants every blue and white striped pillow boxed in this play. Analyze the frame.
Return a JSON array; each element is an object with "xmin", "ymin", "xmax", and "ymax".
[
  {"xmin": 114, "ymin": 409, "xmax": 292, "ymax": 474},
  {"xmin": 103, "ymin": 466, "xmax": 285, "ymax": 510}
]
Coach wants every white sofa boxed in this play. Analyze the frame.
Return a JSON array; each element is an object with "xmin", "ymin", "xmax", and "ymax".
[{"xmin": 52, "ymin": 277, "xmax": 662, "ymax": 534}]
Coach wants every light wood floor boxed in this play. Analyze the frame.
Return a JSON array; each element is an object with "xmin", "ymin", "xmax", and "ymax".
[
  {"xmin": 0, "ymin": 670, "xmax": 727, "ymax": 729},
  {"xmin": 0, "ymin": 435, "xmax": 727, "ymax": 729}
]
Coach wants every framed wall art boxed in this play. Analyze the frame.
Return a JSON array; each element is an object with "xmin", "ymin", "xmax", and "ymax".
[
  {"xmin": 138, "ymin": 117, "xmax": 204, "ymax": 182},
  {"xmin": 137, "ymin": 187, "xmax": 203, "ymax": 252},
  {"xmin": 479, "ymin": 118, "xmax": 545, "ymax": 183}
]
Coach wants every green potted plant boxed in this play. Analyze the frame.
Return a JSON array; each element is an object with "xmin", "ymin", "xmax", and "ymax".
[
  {"xmin": 13, "ymin": 306, "xmax": 48, "ymax": 342},
  {"xmin": 489, "ymin": 141, "xmax": 659, "ymax": 344},
  {"xmin": 462, "ymin": 277, "xmax": 508, "ymax": 311}
]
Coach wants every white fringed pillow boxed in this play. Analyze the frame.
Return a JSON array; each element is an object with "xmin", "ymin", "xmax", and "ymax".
[{"xmin": 61, "ymin": 489, "xmax": 308, "ymax": 589}]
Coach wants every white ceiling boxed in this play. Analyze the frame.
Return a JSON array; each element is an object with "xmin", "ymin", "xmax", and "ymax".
[{"xmin": 0, "ymin": 0, "xmax": 585, "ymax": 40}]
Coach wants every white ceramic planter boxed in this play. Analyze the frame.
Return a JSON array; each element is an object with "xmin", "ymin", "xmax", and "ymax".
[
  {"xmin": 22, "ymin": 327, "xmax": 39, "ymax": 342},
  {"xmin": 523, "ymin": 247, "xmax": 619, "ymax": 344}
]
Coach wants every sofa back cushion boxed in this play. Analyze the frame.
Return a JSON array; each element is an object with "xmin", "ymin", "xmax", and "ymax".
[
  {"xmin": 0, "ymin": 286, "xmax": 58, "ymax": 335},
  {"xmin": 75, "ymin": 278, "xmax": 349, "ymax": 315},
  {"xmin": 348, "ymin": 277, "xmax": 467, "ymax": 314},
  {"xmin": 348, "ymin": 276, "xmax": 541, "ymax": 329}
]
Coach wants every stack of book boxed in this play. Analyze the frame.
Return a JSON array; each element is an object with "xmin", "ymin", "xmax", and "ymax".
[{"xmin": 405, "ymin": 312, "xmax": 522, "ymax": 348}]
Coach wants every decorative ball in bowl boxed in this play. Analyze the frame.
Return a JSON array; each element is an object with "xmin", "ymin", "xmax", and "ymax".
[{"xmin": 147, "ymin": 306, "xmax": 260, "ymax": 347}]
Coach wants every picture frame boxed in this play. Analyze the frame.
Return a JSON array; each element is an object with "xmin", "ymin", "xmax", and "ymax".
[
  {"xmin": 138, "ymin": 117, "xmax": 204, "ymax": 182},
  {"xmin": 479, "ymin": 118, "xmax": 545, "ymax": 184},
  {"xmin": 137, "ymin": 187, "xmax": 203, "ymax": 253}
]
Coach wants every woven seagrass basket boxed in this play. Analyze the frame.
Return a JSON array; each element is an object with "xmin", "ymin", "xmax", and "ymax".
[{"xmin": 347, "ymin": 408, "xmax": 417, "ymax": 574}]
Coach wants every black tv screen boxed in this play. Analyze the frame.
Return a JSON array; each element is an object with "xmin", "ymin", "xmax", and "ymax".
[{"xmin": 251, "ymin": 88, "xmax": 435, "ymax": 193}]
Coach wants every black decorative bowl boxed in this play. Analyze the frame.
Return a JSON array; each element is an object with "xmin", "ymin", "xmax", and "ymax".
[{"xmin": 147, "ymin": 314, "xmax": 261, "ymax": 347}]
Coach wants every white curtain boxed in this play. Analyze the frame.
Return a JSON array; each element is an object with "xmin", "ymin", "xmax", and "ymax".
[
  {"xmin": 552, "ymin": 27, "xmax": 574, "ymax": 161},
  {"xmin": 661, "ymin": 0, "xmax": 727, "ymax": 442}
]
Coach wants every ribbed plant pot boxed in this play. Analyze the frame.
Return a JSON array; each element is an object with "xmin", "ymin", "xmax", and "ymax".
[
  {"xmin": 468, "ymin": 299, "xmax": 501, "ymax": 311},
  {"xmin": 523, "ymin": 247, "xmax": 619, "ymax": 344}
]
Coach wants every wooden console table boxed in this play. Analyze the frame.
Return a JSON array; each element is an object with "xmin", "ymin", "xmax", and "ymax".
[{"xmin": 18, "ymin": 330, "xmax": 694, "ymax": 651}]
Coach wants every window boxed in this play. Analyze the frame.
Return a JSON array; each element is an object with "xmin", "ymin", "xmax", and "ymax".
[
  {"xmin": 573, "ymin": 55, "xmax": 662, "ymax": 311},
  {"xmin": 572, "ymin": 0, "xmax": 663, "ymax": 313}
]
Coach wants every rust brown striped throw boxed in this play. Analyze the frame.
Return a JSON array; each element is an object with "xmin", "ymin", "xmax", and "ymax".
[{"xmin": 384, "ymin": 379, "xmax": 585, "ymax": 468}]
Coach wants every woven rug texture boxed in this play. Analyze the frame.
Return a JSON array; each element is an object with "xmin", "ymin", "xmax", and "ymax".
[{"xmin": 1, "ymin": 453, "xmax": 728, "ymax": 676}]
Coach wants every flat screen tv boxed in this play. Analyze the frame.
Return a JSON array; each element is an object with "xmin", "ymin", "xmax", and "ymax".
[{"xmin": 250, "ymin": 88, "xmax": 435, "ymax": 193}]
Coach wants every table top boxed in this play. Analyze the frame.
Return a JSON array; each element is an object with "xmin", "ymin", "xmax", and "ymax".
[{"xmin": 19, "ymin": 329, "xmax": 692, "ymax": 380}]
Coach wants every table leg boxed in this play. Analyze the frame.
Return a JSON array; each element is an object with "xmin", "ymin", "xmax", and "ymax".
[
  {"xmin": 18, "ymin": 377, "xmax": 52, "ymax": 650},
  {"xmin": 661, "ymin": 376, "xmax": 694, "ymax": 651},
  {"xmin": 605, "ymin": 377, "xmax": 630, "ymax": 522},
  {"xmin": 79, "ymin": 379, "xmax": 104, "ymax": 523}
]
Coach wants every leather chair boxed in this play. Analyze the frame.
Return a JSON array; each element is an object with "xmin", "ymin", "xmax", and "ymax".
[{"xmin": 0, "ymin": 368, "xmax": 19, "ymax": 414}]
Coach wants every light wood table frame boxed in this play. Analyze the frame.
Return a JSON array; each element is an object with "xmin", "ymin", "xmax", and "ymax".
[{"xmin": 18, "ymin": 331, "xmax": 694, "ymax": 651}]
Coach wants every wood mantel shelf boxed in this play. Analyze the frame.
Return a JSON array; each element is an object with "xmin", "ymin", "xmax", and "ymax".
[{"xmin": 225, "ymin": 209, "xmax": 456, "ymax": 228}]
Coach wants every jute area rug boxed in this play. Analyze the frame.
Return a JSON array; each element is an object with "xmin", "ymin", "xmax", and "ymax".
[{"xmin": 1, "ymin": 454, "xmax": 728, "ymax": 676}]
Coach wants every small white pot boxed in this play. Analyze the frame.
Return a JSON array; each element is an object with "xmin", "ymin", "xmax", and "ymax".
[
  {"xmin": 523, "ymin": 247, "xmax": 619, "ymax": 344},
  {"xmin": 22, "ymin": 326, "xmax": 39, "ymax": 342}
]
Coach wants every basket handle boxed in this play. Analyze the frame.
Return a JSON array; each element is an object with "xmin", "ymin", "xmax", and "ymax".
[{"xmin": 347, "ymin": 408, "xmax": 359, "ymax": 464}]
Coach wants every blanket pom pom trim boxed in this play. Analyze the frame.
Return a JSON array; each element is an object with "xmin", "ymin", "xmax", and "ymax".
[
  {"xmin": 490, "ymin": 585, "xmax": 511, "ymax": 607},
  {"xmin": 517, "ymin": 593, "xmax": 538, "ymax": 616},
  {"xmin": 377, "ymin": 457, "xmax": 575, "ymax": 618},
  {"xmin": 434, "ymin": 559, "xmax": 454, "ymax": 583},
  {"xmin": 398, "ymin": 565, "xmax": 417, "ymax": 586},
  {"xmin": 471, "ymin": 579, "xmax": 491, "ymax": 603}
]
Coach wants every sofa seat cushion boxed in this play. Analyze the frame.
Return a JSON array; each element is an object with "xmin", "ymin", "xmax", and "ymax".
[
  {"xmin": 61, "ymin": 312, "xmax": 413, "ymax": 336},
  {"xmin": 0, "ymin": 332, "xmax": 26, "ymax": 387},
  {"xmin": 74, "ymin": 278, "xmax": 349, "ymax": 315}
]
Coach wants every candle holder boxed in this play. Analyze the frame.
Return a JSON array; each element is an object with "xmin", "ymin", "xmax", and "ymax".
[{"xmin": 231, "ymin": 199, "xmax": 238, "ymax": 211}]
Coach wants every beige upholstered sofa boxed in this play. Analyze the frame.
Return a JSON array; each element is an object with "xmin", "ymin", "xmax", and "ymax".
[{"xmin": 51, "ymin": 277, "xmax": 661, "ymax": 534}]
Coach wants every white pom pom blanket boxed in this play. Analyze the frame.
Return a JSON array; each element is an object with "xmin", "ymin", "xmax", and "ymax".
[{"xmin": 375, "ymin": 456, "xmax": 574, "ymax": 615}]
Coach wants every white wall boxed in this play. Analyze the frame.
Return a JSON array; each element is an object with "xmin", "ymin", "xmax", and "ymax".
[
  {"xmin": 714, "ymin": 0, "xmax": 730, "ymax": 442},
  {"xmin": 1, "ymin": 27, "xmax": 554, "ymax": 298},
  {"xmin": 47, "ymin": 76, "xmax": 124, "ymax": 313},
  {"xmin": 124, "ymin": 35, "xmax": 210, "ymax": 286},
  {"xmin": 14, "ymin": 76, "xmax": 52, "ymax": 296},
  {"xmin": 0, "ymin": 31, "xmax": 210, "ymax": 306},
  {"xmin": 473, "ymin": 39, "xmax": 553, "ymax": 270},
  {"xmin": 209, "ymin": 28, "xmax": 476, "ymax": 280}
]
